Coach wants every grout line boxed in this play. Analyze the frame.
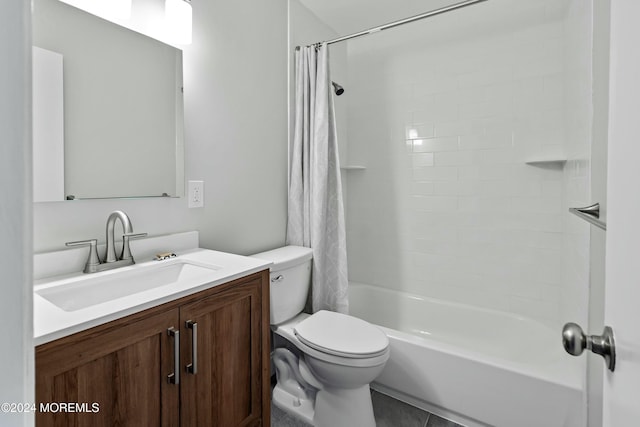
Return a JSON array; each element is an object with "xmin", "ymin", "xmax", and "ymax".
[{"xmin": 424, "ymin": 412, "xmax": 431, "ymax": 427}]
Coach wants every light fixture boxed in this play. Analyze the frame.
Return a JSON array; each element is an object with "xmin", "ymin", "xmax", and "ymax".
[
  {"xmin": 165, "ymin": 0, "xmax": 192, "ymax": 45},
  {"xmin": 59, "ymin": 0, "xmax": 132, "ymax": 20}
]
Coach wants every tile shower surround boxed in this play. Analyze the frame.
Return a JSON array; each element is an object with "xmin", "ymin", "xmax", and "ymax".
[{"xmin": 344, "ymin": 14, "xmax": 589, "ymax": 328}]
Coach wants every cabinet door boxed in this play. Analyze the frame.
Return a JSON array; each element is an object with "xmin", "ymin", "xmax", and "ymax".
[
  {"xmin": 36, "ymin": 309, "xmax": 181, "ymax": 427},
  {"xmin": 179, "ymin": 277, "xmax": 264, "ymax": 427}
]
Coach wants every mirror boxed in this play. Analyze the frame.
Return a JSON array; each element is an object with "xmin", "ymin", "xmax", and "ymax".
[{"xmin": 32, "ymin": 0, "xmax": 184, "ymax": 200}]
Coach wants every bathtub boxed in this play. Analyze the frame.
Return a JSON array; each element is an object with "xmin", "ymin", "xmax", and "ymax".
[{"xmin": 348, "ymin": 282, "xmax": 584, "ymax": 427}]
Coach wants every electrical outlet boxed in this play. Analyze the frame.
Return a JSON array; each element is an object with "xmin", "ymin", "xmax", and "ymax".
[{"xmin": 188, "ymin": 180, "xmax": 204, "ymax": 208}]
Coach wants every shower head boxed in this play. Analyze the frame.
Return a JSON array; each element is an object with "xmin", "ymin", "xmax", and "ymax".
[{"xmin": 332, "ymin": 81, "xmax": 345, "ymax": 96}]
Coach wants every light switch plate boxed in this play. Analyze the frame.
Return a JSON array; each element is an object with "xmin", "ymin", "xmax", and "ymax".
[{"xmin": 188, "ymin": 180, "xmax": 204, "ymax": 208}]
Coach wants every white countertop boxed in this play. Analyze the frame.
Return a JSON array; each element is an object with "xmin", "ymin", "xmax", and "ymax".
[{"xmin": 34, "ymin": 247, "xmax": 271, "ymax": 346}]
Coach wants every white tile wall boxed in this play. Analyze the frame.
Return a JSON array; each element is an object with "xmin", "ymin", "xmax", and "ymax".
[
  {"xmin": 561, "ymin": 0, "xmax": 593, "ymax": 330},
  {"xmin": 345, "ymin": 4, "xmax": 590, "ymax": 328}
]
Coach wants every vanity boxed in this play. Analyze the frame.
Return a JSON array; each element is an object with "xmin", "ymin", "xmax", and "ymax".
[
  {"xmin": 31, "ymin": 1, "xmax": 272, "ymax": 424},
  {"xmin": 34, "ymin": 231, "xmax": 272, "ymax": 426}
]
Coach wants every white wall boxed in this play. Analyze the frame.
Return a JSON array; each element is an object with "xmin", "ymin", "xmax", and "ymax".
[
  {"xmin": 344, "ymin": 1, "xmax": 588, "ymax": 327},
  {"xmin": 182, "ymin": 0, "xmax": 288, "ymax": 254},
  {"xmin": 33, "ymin": 0, "xmax": 289, "ymax": 255},
  {"xmin": 0, "ymin": 0, "xmax": 34, "ymax": 425}
]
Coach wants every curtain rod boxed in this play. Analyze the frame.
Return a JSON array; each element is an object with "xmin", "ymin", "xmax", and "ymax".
[{"xmin": 296, "ymin": 0, "xmax": 488, "ymax": 50}]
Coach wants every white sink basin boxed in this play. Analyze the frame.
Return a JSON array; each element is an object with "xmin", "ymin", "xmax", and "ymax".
[{"xmin": 36, "ymin": 260, "xmax": 220, "ymax": 312}]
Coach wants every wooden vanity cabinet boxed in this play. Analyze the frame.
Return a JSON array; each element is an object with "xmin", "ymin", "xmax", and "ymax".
[{"xmin": 36, "ymin": 270, "xmax": 270, "ymax": 427}]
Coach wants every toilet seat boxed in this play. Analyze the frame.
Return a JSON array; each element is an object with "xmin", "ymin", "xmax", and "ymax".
[
  {"xmin": 294, "ymin": 310, "xmax": 389, "ymax": 359},
  {"xmin": 295, "ymin": 334, "xmax": 389, "ymax": 367},
  {"xmin": 273, "ymin": 312, "xmax": 390, "ymax": 368}
]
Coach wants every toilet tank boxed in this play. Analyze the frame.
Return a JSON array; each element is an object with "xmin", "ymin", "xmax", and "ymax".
[{"xmin": 251, "ymin": 246, "xmax": 313, "ymax": 325}]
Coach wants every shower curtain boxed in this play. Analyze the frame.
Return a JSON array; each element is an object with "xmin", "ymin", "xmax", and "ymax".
[{"xmin": 286, "ymin": 43, "xmax": 349, "ymax": 314}]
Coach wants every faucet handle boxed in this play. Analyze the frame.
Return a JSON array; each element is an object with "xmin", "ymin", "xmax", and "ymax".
[
  {"xmin": 123, "ymin": 232, "xmax": 147, "ymax": 239},
  {"xmin": 66, "ymin": 239, "xmax": 101, "ymax": 274},
  {"xmin": 121, "ymin": 232, "xmax": 147, "ymax": 261}
]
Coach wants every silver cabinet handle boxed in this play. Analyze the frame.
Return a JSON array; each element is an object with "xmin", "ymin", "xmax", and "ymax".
[
  {"xmin": 167, "ymin": 327, "xmax": 180, "ymax": 384},
  {"xmin": 271, "ymin": 275, "xmax": 284, "ymax": 283},
  {"xmin": 562, "ymin": 322, "xmax": 616, "ymax": 371},
  {"xmin": 186, "ymin": 320, "xmax": 197, "ymax": 375}
]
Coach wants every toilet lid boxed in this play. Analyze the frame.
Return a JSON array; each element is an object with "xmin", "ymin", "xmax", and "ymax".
[{"xmin": 294, "ymin": 310, "xmax": 389, "ymax": 358}]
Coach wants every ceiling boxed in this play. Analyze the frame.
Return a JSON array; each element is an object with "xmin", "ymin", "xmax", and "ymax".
[
  {"xmin": 297, "ymin": 0, "xmax": 463, "ymax": 35},
  {"xmin": 297, "ymin": 0, "xmax": 571, "ymax": 40}
]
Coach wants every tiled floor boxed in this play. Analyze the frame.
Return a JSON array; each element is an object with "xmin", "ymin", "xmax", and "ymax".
[{"xmin": 271, "ymin": 389, "xmax": 464, "ymax": 427}]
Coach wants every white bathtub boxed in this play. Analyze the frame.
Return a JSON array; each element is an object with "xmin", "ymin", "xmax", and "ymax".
[{"xmin": 349, "ymin": 282, "xmax": 584, "ymax": 427}]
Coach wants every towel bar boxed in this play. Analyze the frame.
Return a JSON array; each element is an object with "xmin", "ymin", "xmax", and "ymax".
[{"xmin": 569, "ymin": 203, "xmax": 606, "ymax": 230}]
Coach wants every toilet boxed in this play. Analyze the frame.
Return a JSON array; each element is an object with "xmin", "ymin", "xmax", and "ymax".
[{"xmin": 252, "ymin": 246, "xmax": 389, "ymax": 427}]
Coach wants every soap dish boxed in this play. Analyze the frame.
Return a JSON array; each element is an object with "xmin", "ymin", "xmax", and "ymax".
[{"xmin": 154, "ymin": 252, "xmax": 177, "ymax": 261}]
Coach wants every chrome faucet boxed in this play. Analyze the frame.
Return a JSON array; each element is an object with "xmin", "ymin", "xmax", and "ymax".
[
  {"xmin": 105, "ymin": 210, "xmax": 134, "ymax": 263},
  {"xmin": 66, "ymin": 210, "xmax": 147, "ymax": 273}
]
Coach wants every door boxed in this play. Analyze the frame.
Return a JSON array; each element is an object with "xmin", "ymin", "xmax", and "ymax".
[
  {"xmin": 179, "ymin": 278, "xmax": 264, "ymax": 427},
  {"xmin": 569, "ymin": 1, "xmax": 640, "ymax": 424},
  {"xmin": 36, "ymin": 309, "xmax": 180, "ymax": 427},
  {"xmin": 602, "ymin": 0, "xmax": 640, "ymax": 425},
  {"xmin": 603, "ymin": 0, "xmax": 640, "ymax": 427}
]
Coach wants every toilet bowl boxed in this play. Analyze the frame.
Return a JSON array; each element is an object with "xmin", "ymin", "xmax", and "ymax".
[{"xmin": 251, "ymin": 246, "xmax": 390, "ymax": 427}]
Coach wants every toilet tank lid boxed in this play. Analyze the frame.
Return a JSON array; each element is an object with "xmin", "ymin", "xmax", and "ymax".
[{"xmin": 251, "ymin": 245, "xmax": 313, "ymax": 272}]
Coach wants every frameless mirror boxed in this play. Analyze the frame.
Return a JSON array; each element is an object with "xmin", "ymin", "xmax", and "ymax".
[{"xmin": 32, "ymin": 0, "xmax": 184, "ymax": 201}]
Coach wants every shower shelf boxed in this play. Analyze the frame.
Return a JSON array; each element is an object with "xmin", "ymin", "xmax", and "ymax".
[
  {"xmin": 524, "ymin": 158, "xmax": 567, "ymax": 166},
  {"xmin": 340, "ymin": 165, "xmax": 367, "ymax": 170}
]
